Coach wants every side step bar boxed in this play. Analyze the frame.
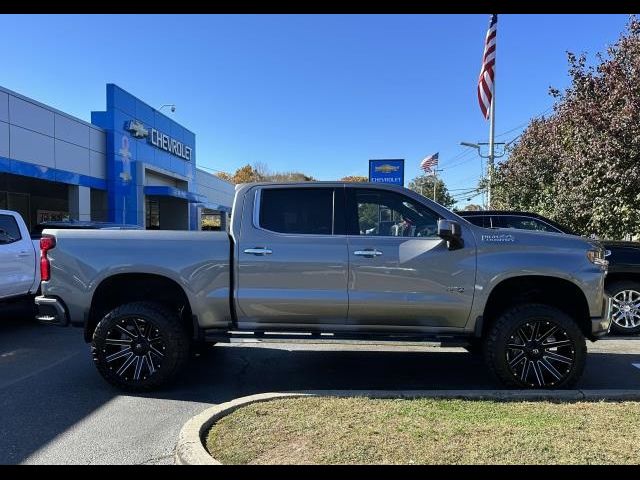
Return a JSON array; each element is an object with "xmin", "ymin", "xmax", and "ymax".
[{"xmin": 204, "ymin": 329, "xmax": 472, "ymax": 347}]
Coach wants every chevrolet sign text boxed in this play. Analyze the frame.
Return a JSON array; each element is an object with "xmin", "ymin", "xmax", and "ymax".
[{"xmin": 149, "ymin": 129, "xmax": 192, "ymax": 161}]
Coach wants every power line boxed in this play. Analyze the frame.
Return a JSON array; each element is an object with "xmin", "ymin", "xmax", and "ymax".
[
  {"xmin": 449, "ymin": 186, "xmax": 483, "ymax": 191},
  {"xmin": 495, "ymin": 105, "xmax": 555, "ymax": 139},
  {"xmin": 197, "ymin": 164, "xmax": 228, "ymax": 174}
]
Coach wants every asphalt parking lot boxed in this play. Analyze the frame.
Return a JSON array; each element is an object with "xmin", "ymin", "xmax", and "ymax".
[{"xmin": 1, "ymin": 301, "xmax": 640, "ymax": 465}]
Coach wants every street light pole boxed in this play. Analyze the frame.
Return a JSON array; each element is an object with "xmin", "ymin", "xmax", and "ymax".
[
  {"xmin": 159, "ymin": 104, "xmax": 176, "ymax": 113},
  {"xmin": 460, "ymin": 141, "xmax": 506, "ymax": 209}
]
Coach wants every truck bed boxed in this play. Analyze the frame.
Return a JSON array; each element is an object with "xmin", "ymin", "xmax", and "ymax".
[{"xmin": 41, "ymin": 229, "xmax": 232, "ymax": 328}]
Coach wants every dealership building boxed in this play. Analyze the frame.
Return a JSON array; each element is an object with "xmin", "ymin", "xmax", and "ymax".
[{"xmin": 0, "ymin": 83, "xmax": 234, "ymax": 231}]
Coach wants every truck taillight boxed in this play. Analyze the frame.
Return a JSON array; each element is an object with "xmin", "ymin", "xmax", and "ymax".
[{"xmin": 40, "ymin": 236, "xmax": 56, "ymax": 281}]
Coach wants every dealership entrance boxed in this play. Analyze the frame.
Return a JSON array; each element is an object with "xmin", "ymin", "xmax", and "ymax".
[{"xmin": 145, "ymin": 195, "xmax": 189, "ymax": 230}]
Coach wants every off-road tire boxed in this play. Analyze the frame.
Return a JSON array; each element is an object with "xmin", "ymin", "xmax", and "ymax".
[
  {"xmin": 483, "ymin": 303, "xmax": 587, "ymax": 389},
  {"xmin": 92, "ymin": 301, "xmax": 190, "ymax": 392}
]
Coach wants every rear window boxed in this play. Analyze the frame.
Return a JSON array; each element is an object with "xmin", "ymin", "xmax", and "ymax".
[
  {"xmin": 0, "ymin": 214, "xmax": 22, "ymax": 244},
  {"xmin": 462, "ymin": 215, "xmax": 490, "ymax": 228},
  {"xmin": 259, "ymin": 188, "xmax": 334, "ymax": 235},
  {"xmin": 495, "ymin": 215, "xmax": 562, "ymax": 233}
]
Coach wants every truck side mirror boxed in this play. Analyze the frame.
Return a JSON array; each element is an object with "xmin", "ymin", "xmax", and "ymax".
[{"xmin": 438, "ymin": 219, "xmax": 464, "ymax": 250}]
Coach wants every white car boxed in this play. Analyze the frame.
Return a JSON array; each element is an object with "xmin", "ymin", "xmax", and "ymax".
[{"xmin": 0, "ymin": 210, "xmax": 40, "ymax": 302}]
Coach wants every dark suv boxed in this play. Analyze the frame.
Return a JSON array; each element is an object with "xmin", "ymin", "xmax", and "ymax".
[{"xmin": 458, "ymin": 210, "xmax": 640, "ymax": 335}]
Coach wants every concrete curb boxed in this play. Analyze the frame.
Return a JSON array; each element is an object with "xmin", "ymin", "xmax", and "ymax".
[{"xmin": 174, "ymin": 389, "xmax": 640, "ymax": 465}]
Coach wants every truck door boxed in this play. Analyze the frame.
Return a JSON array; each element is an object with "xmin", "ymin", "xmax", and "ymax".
[
  {"xmin": 235, "ymin": 186, "xmax": 349, "ymax": 329},
  {"xmin": 0, "ymin": 213, "xmax": 36, "ymax": 300},
  {"xmin": 345, "ymin": 187, "xmax": 476, "ymax": 329}
]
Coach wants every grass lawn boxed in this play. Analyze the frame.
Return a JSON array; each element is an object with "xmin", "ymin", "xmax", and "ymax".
[{"xmin": 206, "ymin": 397, "xmax": 640, "ymax": 464}]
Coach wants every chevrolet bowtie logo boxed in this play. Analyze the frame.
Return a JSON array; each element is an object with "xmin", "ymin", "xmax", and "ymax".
[
  {"xmin": 374, "ymin": 164, "xmax": 400, "ymax": 173},
  {"xmin": 125, "ymin": 120, "xmax": 149, "ymax": 139}
]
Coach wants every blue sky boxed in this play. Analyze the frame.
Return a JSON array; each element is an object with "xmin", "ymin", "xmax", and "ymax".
[{"xmin": 0, "ymin": 14, "xmax": 631, "ymax": 207}]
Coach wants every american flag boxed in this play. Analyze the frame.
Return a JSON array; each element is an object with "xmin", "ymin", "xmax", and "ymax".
[
  {"xmin": 420, "ymin": 153, "xmax": 439, "ymax": 173},
  {"xmin": 478, "ymin": 14, "xmax": 497, "ymax": 120}
]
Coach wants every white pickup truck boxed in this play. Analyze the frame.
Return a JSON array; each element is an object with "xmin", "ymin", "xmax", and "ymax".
[
  {"xmin": 0, "ymin": 210, "xmax": 40, "ymax": 303},
  {"xmin": 0, "ymin": 210, "xmax": 141, "ymax": 306}
]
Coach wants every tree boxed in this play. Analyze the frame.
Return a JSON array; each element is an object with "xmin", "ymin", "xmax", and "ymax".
[
  {"xmin": 408, "ymin": 174, "xmax": 455, "ymax": 208},
  {"xmin": 216, "ymin": 164, "xmax": 263, "ymax": 184},
  {"xmin": 463, "ymin": 204, "xmax": 483, "ymax": 211},
  {"xmin": 216, "ymin": 163, "xmax": 315, "ymax": 184},
  {"xmin": 493, "ymin": 16, "xmax": 640, "ymax": 239},
  {"xmin": 339, "ymin": 175, "xmax": 369, "ymax": 183}
]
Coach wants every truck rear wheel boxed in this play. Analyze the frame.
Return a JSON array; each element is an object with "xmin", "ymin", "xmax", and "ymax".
[
  {"xmin": 606, "ymin": 280, "xmax": 640, "ymax": 335},
  {"xmin": 92, "ymin": 301, "xmax": 190, "ymax": 392},
  {"xmin": 483, "ymin": 304, "xmax": 586, "ymax": 389}
]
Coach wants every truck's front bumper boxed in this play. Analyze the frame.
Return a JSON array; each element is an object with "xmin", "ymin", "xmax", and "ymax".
[
  {"xmin": 591, "ymin": 294, "xmax": 613, "ymax": 338},
  {"xmin": 34, "ymin": 295, "xmax": 69, "ymax": 326}
]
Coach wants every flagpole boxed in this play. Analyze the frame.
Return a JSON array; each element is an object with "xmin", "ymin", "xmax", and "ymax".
[
  {"xmin": 433, "ymin": 170, "xmax": 437, "ymax": 201},
  {"xmin": 487, "ymin": 17, "xmax": 496, "ymax": 210}
]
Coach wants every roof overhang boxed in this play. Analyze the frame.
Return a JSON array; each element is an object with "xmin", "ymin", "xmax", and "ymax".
[{"xmin": 143, "ymin": 186, "xmax": 206, "ymax": 203}]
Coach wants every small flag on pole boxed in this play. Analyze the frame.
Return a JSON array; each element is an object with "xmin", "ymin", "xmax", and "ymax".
[
  {"xmin": 478, "ymin": 14, "xmax": 497, "ymax": 120},
  {"xmin": 420, "ymin": 153, "xmax": 439, "ymax": 173}
]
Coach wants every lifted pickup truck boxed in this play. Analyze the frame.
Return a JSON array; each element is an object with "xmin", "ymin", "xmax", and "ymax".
[{"xmin": 36, "ymin": 183, "xmax": 611, "ymax": 391}]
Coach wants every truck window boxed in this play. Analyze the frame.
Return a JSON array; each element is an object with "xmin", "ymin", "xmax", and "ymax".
[
  {"xmin": 347, "ymin": 189, "xmax": 439, "ymax": 237},
  {"xmin": 259, "ymin": 188, "xmax": 334, "ymax": 235},
  {"xmin": 0, "ymin": 214, "xmax": 22, "ymax": 244}
]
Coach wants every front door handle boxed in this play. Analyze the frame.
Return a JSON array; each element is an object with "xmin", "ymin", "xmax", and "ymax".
[
  {"xmin": 244, "ymin": 247, "xmax": 273, "ymax": 256},
  {"xmin": 353, "ymin": 249, "xmax": 383, "ymax": 257}
]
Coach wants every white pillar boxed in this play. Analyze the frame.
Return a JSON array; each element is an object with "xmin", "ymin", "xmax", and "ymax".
[{"xmin": 68, "ymin": 185, "xmax": 91, "ymax": 221}]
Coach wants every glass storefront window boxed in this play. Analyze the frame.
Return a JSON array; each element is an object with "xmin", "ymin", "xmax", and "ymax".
[{"xmin": 146, "ymin": 197, "xmax": 160, "ymax": 230}]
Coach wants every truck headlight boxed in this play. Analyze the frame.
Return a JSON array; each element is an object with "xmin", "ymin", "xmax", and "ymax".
[{"xmin": 587, "ymin": 249, "xmax": 608, "ymax": 267}]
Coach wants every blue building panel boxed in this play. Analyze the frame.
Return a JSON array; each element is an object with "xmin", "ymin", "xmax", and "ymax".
[
  {"xmin": 136, "ymin": 141, "xmax": 155, "ymax": 164},
  {"xmin": 153, "ymin": 111, "xmax": 172, "ymax": 135},
  {"xmin": 108, "ymin": 84, "xmax": 137, "ymax": 118},
  {"xmin": 91, "ymin": 84, "xmax": 198, "ymax": 229},
  {"xmin": 135, "ymin": 100, "xmax": 155, "ymax": 126},
  {"xmin": 169, "ymin": 122, "xmax": 185, "ymax": 143},
  {"xmin": 183, "ymin": 129, "xmax": 195, "ymax": 149},
  {"xmin": 0, "ymin": 156, "xmax": 106, "ymax": 190},
  {"xmin": 11, "ymin": 159, "xmax": 56, "ymax": 182},
  {"xmin": 0, "ymin": 156, "xmax": 12, "ymax": 174},
  {"xmin": 152, "ymin": 149, "xmax": 173, "ymax": 172},
  {"xmin": 169, "ymin": 157, "xmax": 187, "ymax": 177},
  {"xmin": 53, "ymin": 170, "xmax": 81, "ymax": 186}
]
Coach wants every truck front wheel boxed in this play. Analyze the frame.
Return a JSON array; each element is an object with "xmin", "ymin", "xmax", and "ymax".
[
  {"xmin": 484, "ymin": 304, "xmax": 586, "ymax": 389},
  {"xmin": 92, "ymin": 301, "xmax": 190, "ymax": 392}
]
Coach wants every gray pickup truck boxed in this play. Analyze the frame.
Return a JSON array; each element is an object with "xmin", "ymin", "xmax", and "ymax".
[{"xmin": 35, "ymin": 182, "xmax": 611, "ymax": 391}]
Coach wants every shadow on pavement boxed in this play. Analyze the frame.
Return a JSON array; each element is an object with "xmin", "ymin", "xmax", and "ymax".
[{"xmin": 1, "ymin": 316, "xmax": 639, "ymax": 463}]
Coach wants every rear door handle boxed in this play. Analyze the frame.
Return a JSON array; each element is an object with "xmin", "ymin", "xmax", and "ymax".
[
  {"xmin": 17, "ymin": 251, "xmax": 31, "ymax": 257},
  {"xmin": 244, "ymin": 248, "xmax": 273, "ymax": 256},
  {"xmin": 353, "ymin": 249, "xmax": 383, "ymax": 257}
]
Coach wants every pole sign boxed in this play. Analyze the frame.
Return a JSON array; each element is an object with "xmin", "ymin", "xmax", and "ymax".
[{"xmin": 368, "ymin": 159, "xmax": 404, "ymax": 186}]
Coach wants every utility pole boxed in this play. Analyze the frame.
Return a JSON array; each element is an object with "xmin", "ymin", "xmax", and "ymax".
[
  {"xmin": 460, "ymin": 141, "xmax": 507, "ymax": 209},
  {"xmin": 431, "ymin": 168, "xmax": 443, "ymax": 202}
]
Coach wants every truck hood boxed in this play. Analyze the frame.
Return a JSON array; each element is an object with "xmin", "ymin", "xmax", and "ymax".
[{"xmin": 473, "ymin": 226, "xmax": 602, "ymax": 252}]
